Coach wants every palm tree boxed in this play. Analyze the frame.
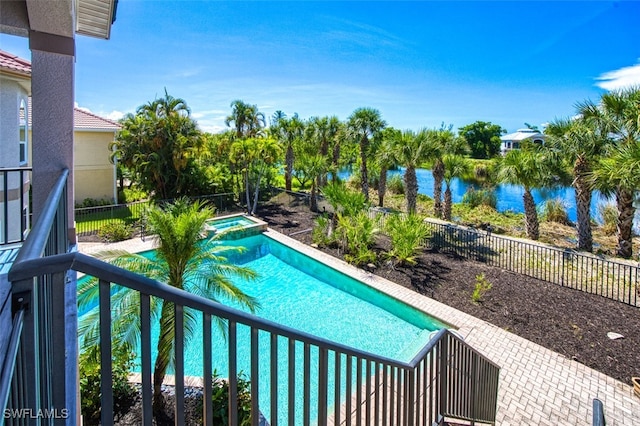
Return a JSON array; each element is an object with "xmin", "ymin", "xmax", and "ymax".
[
  {"xmin": 428, "ymin": 128, "xmax": 468, "ymax": 218},
  {"xmin": 579, "ymin": 88, "xmax": 640, "ymax": 258},
  {"xmin": 271, "ymin": 115, "xmax": 305, "ymax": 191},
  {"xmin": 498, "ymin": 148, "xmax": 553, "ymax": 240},
  {"xmin": 442, "ymin": 154, "xmax": 471, "ymax": 220},
  {"xmin": 225, "ymin": 99, "xmax": 266, "ymax": 138},
  {"xmin": 373, "ymin": 127, "xmax": 400, "ymax": 207},
  {"xmin": 297, "ymin": 153, "xmax": 328, "ymax": 212},
  {"xmin": 590, "ymin": 141, "xmax": 640, "ymax": 258},
  {"xmin": 346, "ymin": 108, "xmax": 386, "ymax": 202},
  {"xmin": 78, "ymin": 199, "xmax": 258, "ymax": 421},
  {"xmin": 306, "ymin": 116, "xmax": 342, "ymax": 187},
  {"xmin": 546, "ymin": 116, "xmax": 608, "ymax": 252},
  {"xmin": 394, "ymin": 129, "xmax": 433, "ymax": 214},
  {"xmin": 230, "ymin": 137, "xmax": 281, "ymax": 215}
]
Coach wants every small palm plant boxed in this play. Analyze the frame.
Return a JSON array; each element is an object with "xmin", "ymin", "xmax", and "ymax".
[
  {"xmin": 385, "ymin": 213, "xmax": 431, "ymax": 266},
  {"xmin": 78, "ymin": 198, "xmax": 259, "ymax": 421}
]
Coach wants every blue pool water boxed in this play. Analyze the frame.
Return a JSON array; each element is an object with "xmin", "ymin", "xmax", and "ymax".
[
  {"xmin": 208, "ymin": 216, "xmax": 255, "ymax": 231},
  {"xmin": 80, "ymin": 234, "xmax": 446, "ymax": 423}
]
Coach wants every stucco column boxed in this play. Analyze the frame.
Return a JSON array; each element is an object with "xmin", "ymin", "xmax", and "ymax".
[
  {"xmin": 30, "ymin": 32, "xmax": 78, "ymax": 426},
  {"xmin": 30, "ymin": 44, "xmax": 75, "ymax": 243}
]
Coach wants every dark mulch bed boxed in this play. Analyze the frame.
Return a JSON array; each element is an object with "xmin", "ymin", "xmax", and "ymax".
[{"xmin": 257, "ymin": 194, "xmax": 640, "ymax": 385}]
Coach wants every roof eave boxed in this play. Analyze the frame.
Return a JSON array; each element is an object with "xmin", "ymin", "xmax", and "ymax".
[{"xmin": 75, "ymin": 0, "xmax": 117, "ymax": 40}]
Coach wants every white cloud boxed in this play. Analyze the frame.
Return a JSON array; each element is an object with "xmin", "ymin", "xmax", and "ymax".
[
  {"xmin": 105, "ymin": 110, "xmax": 125, "ymax": 121},
  {"xmin": 596, "ymin": 60, "xmax": 640, "ymax": 91},
  {"xmin": 74, "ymin": 102, "xmax": 92, "ymax": 113}
]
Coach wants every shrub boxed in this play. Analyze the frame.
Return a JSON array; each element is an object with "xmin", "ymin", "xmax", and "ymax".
[
  {"xmin": 197, "ymin": 371, "xmax": 252, "ymax": 426},
  {"xmin": 386, "ymin": 174, "xmax": 405, "ymax": 195},
  {"xmin": 337, "ymin": 211, "xmax": 378, "ymax": 266},
  {"xmin": 541, "ymin": 198, "xmax": 571, "ymax": 226},
  {"xmin": 79, "ymin": 343, "xmax": 137, "ymax": 424},
  {"xmin": 312, "ymin": 215, "xmax": 334, "ymax": 247},
  {"xmin": 98, "ymin": 221, "xmax": 133, "ymax": 242},
  {"xmin": 385, "ymin": 213, "xmax": 430, "ymax": 266},
  {"xmin": 597, "ymin": 202, "xmax": 618, "ymax": 236},
  {"xmin": 471, "ymin": 273, "xmax": 492, "ymax": 303},
  {"xmin": 75, "ymin": 198, "xmax": 113, "ymax": 208},
  {"xmin": 119, "ymin": 187, "xmax": 149, "ymax": 204},
  {"xmin": 461, "ymin": 188, "xmax": 497, "ymax": 209}
]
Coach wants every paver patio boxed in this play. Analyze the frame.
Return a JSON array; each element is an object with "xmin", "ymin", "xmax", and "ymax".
[{"xmin": 79, "ymin": 229, "xmax": 640, "ymax": 425}]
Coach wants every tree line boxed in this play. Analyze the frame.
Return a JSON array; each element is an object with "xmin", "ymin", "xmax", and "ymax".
[{"xmin": 111, "ymin": 88, "xmax": 640, "ymax": 259}]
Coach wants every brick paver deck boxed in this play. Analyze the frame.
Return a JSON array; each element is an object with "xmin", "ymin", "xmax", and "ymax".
[{"xmin": 79, "ymin": 230, "xmax": 640, "ymax": 425}]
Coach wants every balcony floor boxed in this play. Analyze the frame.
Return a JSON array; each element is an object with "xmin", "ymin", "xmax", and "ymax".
[
  {"xmin": 0, "ymin": 245, "xmax": 20, "ymax": 276},
  {"xmin": 79, "ymin": 233, "xmax": 640, "ymax": 425}
]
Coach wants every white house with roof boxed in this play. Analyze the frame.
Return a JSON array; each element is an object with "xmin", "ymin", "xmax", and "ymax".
[
  {"xmin": 0, "ymin": 50, "xmax": 121, "ymax": 209},
  {"xmin": 500, "ymin": 128, "xmax": 546, "ymax": 155}
]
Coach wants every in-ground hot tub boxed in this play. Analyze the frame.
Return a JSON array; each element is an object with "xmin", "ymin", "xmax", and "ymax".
[{"xmin": 205, "ymin": 213, "xmax": 267, "ymax": 239}]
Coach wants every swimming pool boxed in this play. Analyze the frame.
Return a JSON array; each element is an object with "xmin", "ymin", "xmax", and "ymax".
[
  {"xmin": 204, "ymin": 214, "xmax": 267, "ymax": 239},
  {"xmin": 81, "ymin": 232, "xmax": 447, "ymax": 423}
]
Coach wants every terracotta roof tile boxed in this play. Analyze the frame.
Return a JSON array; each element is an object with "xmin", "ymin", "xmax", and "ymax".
[
  {"xmin": 74, "ymin": 108, "xmax": 121, "ymax": 130},
  {"xmin": 0, "ymin": 50, "xmax": 31, "ymax": 76}
]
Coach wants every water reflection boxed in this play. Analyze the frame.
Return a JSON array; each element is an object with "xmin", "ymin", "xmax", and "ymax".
[{"xmin": 338, "ymin": 167, "xmax": 639, "ymax": 230}]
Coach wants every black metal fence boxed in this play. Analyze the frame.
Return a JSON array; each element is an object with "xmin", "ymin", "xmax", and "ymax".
[
  {"xmin": 75, "ymin": 193, "xmax": 241, "ymax": 237},
  {"xmin": 371, "ymin": 210, "xmax": 640, "ymax": 308}
]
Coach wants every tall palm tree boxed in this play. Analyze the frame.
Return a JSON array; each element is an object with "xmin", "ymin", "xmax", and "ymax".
[
  {"xmin": 579, "ymin": 88, "xmax": 640, "ymax": 258},
  {"xmin": 442, "ymin": 154, "xmax": 471, "ymax": 220},
  {"xmin": 346, "ymin": 108, "xmax": 386, "ymax": 202},
  {"xmin": 498, "ymin": 148, "xmax": 553, "ymax": 240},
  {"xmin": 428, "ymin": 128, "xmax": 468, "ymax": 218},
  {"xmin": 297, "ymin": 153, "xmax": 328, "ymax": 212},
  {"xmin": 306, "ymin": 116, "xmax": 343, "ymax": 187},
  {"xmin": 546, "ymin": 116, "xmax": 608, "ymax": 251},
  {"xmin": 271, "ymin": 115, "xmax": 305, "ymax": 191},
  {"xmin": 373, "ymin": 127, "xmax": 400, "ymax": 207},
  {"xmin": 225, "ymin": 99, "xmax": 266, "ymax": 138},
  {"xmin": 78, "ymin": 199, "xmax": 258, "ymax": 422},
  {"xmin": 394, "ymin": 129, "xmax": 433, "ymax": 214}
]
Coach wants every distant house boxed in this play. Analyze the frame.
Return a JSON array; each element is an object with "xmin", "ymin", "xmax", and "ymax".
[
  {"xmin": 500, "ymin": 128, "xmax": 546, "ymax": 155},
  {"xmin": 0, "ymin": 50, "xmax": 120, "ymax": 209}
]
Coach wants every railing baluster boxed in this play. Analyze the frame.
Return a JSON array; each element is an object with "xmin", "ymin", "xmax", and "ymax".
[
  {"xmin": 365, "ymin": 359, "xmax": 371, "ymax": 425},
  {"xmin": 345, "ymin": 355, "xmax": 352, "ymax": 426},
  {"xmin": 251, "ymin": 327, "xmax": 259, "ymax": 426},
  {"xmin": 140, "ymin": 294, "xmax": 153, "ymax": 426},
  {"xmin": 318, "ymin": 347, "xmax": 328, "ymax": 426},
  {"xmin": 203, "ymin": 313, "xmax": 213, "ymax": 426},
  {"xmin": 174, "ymin": 304, "xmax": 185, "ymax": 425},
  {"xmin": 303, "ymin": 343, "xmax": 311, "ymax": 426},
  {"xmin": 334, "ymin": 351, "xmax": 341, "ymax": 426},
  {"xmin": 229, "ymin": 321, "xmax": 238, "ymax": 426},
  {"xmin": 288, "ymin": 338, "xmax": 295, "ymax": 426},
  {"xmin": 271, "ymin": 333, "xmax": 278, "ymax": 426},
  {"xmin": 99, "ymin": 279, "xmax": 113, "ymax": 426}
]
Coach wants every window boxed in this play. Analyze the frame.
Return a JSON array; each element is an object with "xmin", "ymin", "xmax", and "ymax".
[{"xmin": 19, "ymin": 100, "xmax": 28, "ymax": 164}]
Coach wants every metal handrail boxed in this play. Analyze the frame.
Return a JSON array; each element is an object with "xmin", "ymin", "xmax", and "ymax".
[{"xmin": 12, "ymin": 168, "xmax": 68, "ymax": 261}]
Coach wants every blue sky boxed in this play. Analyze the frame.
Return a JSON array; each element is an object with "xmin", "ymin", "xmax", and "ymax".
[{"xmin": 2, "ymin": 1, "xmax": 640, "ymax": 133}]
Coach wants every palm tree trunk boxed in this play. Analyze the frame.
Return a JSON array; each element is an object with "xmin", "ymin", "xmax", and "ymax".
[
  {"xmin": 615, "ymin": 187, "xmax": 635, "ymax": 258},
  {"xmin": 523, "ymin": 189, "xmax": 540, "ymax": 240},
  {"xmin": 251, "ymin": 166, "xmax": 265, "ymax": 215},
  {"xmin": 405, "ymin": 165, "xmax": 418, "ymax": 214},
  {"xmin": 244, "ymin": 170, "xmax": 252, "ymax": 214},
  {"xmin": 332, "ymin": 141, "xmax": 341, "ymax": 184},
  {"xmin": 444, "ymin": 185, "xmax": 452, "ymax": 221},
  {"xmin": 360, "ymin": 137, "xmax": 369, "ymax": 202},
  {"xmin": 378, "ymin": 166, "xmax": 387, "ymax": 207},
  {"xmin": 310, "ymin": 181, "xmax": 318, "ymax": 212},
  {"xmin": 432, "ymin": 160, "xmax": 444, "ymax": 218},
  {"xmin": 285, "ymin": 145, "xmax": 294, "ymax": 191},
  {"xmin": 153, "ymin": 302, "xmax": 174, "ymax": 423},
  {"xmin": 574, "ymin": 171, "xmax": 593, "ymax": 251}
]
